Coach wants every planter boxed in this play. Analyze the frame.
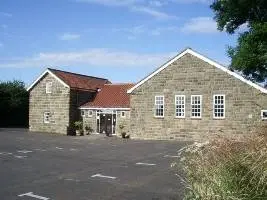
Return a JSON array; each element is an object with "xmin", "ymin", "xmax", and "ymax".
[
  {"xmin": 75, "ymin": 130, "xmax": 84, "ymax": 136},
  {"xmin": 121, "ymin": 132, "xmax": 126, "ymax": 138}
]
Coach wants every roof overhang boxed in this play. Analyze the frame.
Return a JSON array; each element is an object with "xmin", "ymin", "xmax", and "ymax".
[
  {"xmin": 27, "ymin": 68, "xmax": 70, "ymax": 91},
  {"xmin": 79, "ymin": 107, "xmax": 130, "ymax": 110},
  {"xmin": 127, "ymin": 48, "xmax": 267, "ymax": 94}
]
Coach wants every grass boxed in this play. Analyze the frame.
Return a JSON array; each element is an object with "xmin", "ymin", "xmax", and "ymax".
[{"xmin": 173, "ymin": 131, "xmax": 267, "ymax": 200}]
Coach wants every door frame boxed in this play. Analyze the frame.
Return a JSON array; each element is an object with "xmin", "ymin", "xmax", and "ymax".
[{"xmin": 96, "ymin": 110, "xmax": 117, "ymax": 135}]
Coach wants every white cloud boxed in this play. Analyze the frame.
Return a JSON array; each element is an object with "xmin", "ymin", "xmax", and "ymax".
[
  {"xmin": 0, "ymin": 48, "xmax": 176, "ymax": 68},
  {"xmin": 76, "ymin": 0, "xmax": 178, "ymax": 20},
  {"xmin": 59, "ymin": 33, "xmax": 81, "ymax": 41},
  {"xmin": 112, "ymin": 25, "xmax": 179, "ymax": 38},
  {"xmin": 149, "ymin": 1, "xmax": 165, "ymax": 7},
  {"xmin": 112, "ymin": 25, "xmax": 145, "ymax": 35},
  {"xmin": 131, "ymin": 6, "xmax": 178, "ymax": 20},
  {"xmin": 75, "ymin": 0, "xmax": 140, "ymax": 6},
  {"xmin": 0, "ymin": 12, "xmax": 12, "ymax": 17},
  {"xmin": 171, "ymin": 0, "xmax": 211, "ymax": 3},
  {"xmin": 181, "ymin": 17, "xmax": 218, "ymax": 34}
]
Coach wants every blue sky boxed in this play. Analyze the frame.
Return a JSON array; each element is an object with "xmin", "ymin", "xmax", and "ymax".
[{"xmin": 0, "ymin": 0, "xmax": 242, "ymax": 86}]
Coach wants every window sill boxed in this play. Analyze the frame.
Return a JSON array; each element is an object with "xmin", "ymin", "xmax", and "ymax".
[
  {"xmin": 213, "ymin": 117, "xmax": 225, "ymax": 120},
  {"xmin": 175, "ymin": 116, "xmax": 185, "ymax": 119},
  {"xmin": 154, "ymin": 116, "xmax": 164, "ymax": 119}
]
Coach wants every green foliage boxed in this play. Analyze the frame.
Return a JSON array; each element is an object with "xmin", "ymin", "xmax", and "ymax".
[
  {"xmin": 0, "ymin": 80, "xmax": 29, "ymax": 127},
  {"xmin": 210, "ymin": 0, "xmax": 267, "ymax": 34},
  {"xmin": 74, "ymin": 121, "xmax": 83, "ymax": 130},
  {"xmin": 84, "ymin": 125, "xmax": 93, "ymax": 134},
  {"xmin": 173, "ymin": 135, "xmax": 267, "ymax": 200},
  {"xmin": 210, "ymin": 0, "xmax": 267, "ymax": 82}
]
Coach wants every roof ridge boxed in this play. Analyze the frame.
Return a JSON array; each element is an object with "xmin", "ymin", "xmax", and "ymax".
[
  {"xmin": 48, "ymin": 68, "xmax": 108, "ymax": 81},
  {"xmin": 105, "ymin": 83, "xmax": 134, "ymax": 85}
]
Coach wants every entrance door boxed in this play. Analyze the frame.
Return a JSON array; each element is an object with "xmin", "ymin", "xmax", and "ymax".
[{"xmin": 99, "ymin": 113, "xmax": 116, "ymax": 135}]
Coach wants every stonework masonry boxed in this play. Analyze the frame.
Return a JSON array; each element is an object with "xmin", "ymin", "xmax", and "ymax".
[
  {"xmin": 129, "ymin": 54, "xmax": 267, "ymax": 141},
  {"xmin": 29, "ymin": 73, "xmax": 70, "ymax": 134}
]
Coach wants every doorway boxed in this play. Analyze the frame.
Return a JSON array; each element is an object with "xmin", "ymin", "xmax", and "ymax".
[{"xmin": 97, "ymin": 111, "xmax": 116, "ymax": 135}]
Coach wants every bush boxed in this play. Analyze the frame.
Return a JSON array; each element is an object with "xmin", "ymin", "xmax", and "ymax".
[{"xmin": 173, "ymin": 134, "xmax": 267, "ymax": 200}]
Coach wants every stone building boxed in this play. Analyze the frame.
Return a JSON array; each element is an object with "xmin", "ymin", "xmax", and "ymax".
[
  {"xmin": 27, "ymin": 68, "xmax": 109, "ymax": 135},
  {"xmin": 127, "ymin": 48, "xmax": 267, "ymax": 140},
  {"xmin": 28, "ymin": 48, "xmax": 267, "ymax": 140},
  {"xmin": 80, "ymin": 83, "xmax": 134, "ymax": 136}
]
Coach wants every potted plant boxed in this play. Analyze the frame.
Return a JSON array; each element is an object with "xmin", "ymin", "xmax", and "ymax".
[
  {"xmin": 74, "ymin": 121, "xmax": 83, "ymax": 136},
  {"xmin": 85, "ymin": 125, "xmax": 93, "ymax": 135},
  {"xmin": 119, "ymin": 123, "xmax": 127, "ymax": 138}
]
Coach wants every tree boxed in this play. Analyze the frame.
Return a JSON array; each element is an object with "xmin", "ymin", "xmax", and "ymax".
[
  {"xmin": 210, "ymin": 0, "xmax": 267, "ymax": 83},
  {"xmin": 0, "ymin": 80, "xmax": 29, "ymax": 127}
]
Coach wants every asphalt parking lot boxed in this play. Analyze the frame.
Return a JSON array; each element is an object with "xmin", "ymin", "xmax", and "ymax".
[{"xmin": 0, "ymin": 128, "xmax": 188, "ymax": 200}]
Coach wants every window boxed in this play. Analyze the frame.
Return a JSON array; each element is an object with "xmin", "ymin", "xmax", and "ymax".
[
  {"xmin": 155, "ymin": 96, "xmax": 164, "ymax": 117},
  {"xmin": 261, "ymin": 110, "xmax": 267, "ymax": 120},
  {"xmin": 87, "ymin": 110, "xmax": 93, "ymax": 117},
  {"xmin": 81, "ymin": 110, "xmax": 85, "ymax": 117},
  {"xmin": 46, "ymin": 82, "xmax": 52, "ymax": 94},
  {"xmin": 175, "ymin": 95, "xmax": 185, "ymax": 118},
  {"xmin": 191, "ymin": 95, "xmax": 202, "ymax": 118},
  {"xmin": 44, "ymin": 112, "xmax": 50, "ymax": 123},
  {"xmin": 213, "ymin": 95, "xmax": 225, "ymax": 119},
  {"xmin": 121, "ymin": 111, "xmax": 126, "ymax": 118}
]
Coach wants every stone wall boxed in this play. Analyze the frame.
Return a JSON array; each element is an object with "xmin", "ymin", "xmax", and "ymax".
[
  {"xmin": 29, "ymin": 73, "xmax": 70, "ymax": 134},
  {"xmin": 82, "ymin": 110, "xmax": 97, "ymax": 133},
  {"xmin": 115, "ymin": 110, "xmax": 131, "ymax": 137},
  {"xmin": 130, "ymin": 54, "xmax": 267, "ymax": 141}
]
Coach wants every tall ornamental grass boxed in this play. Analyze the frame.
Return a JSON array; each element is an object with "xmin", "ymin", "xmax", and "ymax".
[{"xmin": 173, "ymin": 133, "xmax": 267, "ymax": 200}]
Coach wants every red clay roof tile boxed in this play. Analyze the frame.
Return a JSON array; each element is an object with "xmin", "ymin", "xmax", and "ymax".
[
  {"xmin": 81, "ymin": 83, "xmax": 135, "ymax": 108},
  {"xmin": 49, "ymin": 68, "xmax": 109, "ymax": 91}
]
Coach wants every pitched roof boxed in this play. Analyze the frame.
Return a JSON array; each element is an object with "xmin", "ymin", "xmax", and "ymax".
[
  {"xmin": 27, "ymin": 68, "xmax": 109, "ymax": 91},
  {"xmin": 127, "ymin": 48, "xmax": 267, "ymax": 94},
  {"xmin": 48, "ymin": 68, "xmax": 109, "ymax": 91},
  {"xmin": 81, "ymin": 83, "xmax": 135, "ymax": 109}
]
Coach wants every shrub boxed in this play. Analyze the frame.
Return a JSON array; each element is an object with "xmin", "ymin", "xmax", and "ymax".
[
  {"xmin": 173, "ymin": 134, "xmax": 267, "ymax": 200},
  {"xmin": 85, "ymin": 125, "xmax": 93, "ymax": 135},
  {"xmin": 74, "ymin": 121, "xmax": 83, "ymax": 130}
]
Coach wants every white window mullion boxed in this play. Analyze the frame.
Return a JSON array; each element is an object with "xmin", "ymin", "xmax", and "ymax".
[
  {"xmin": 44, "ymin": 112, "xmax": 50, "ymax": 123},
  {"xmin": 191, "ymin": 95, "xmax": 202, "ymax": 118},
  {"xmin": 155, "ymin": 96, "xmax": 164, "ymax": 118},
  {"xmin": 213, "ymin": 94, "xmax": 225, "ymax": 119},
  {"xmin": 175, "ymin": 95, "xmax": 185, "ymax": 118},
  {"xmin": 261, "ymin": 110, "xmax": 267, "ymax": 120},
  {"xmin": 46, "ymin": 82, "xmax": 52, "ymax": 94}
]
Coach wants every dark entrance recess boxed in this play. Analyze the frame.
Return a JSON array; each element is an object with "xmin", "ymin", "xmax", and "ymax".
[{"xmin": 98, "ymin": 113, "xmax": 116, "ymax": 135}]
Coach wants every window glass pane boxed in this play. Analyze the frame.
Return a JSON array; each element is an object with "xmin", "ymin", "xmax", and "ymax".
[
  {"xmin": 155, "ymin": 96, "xmax": 164, "ymax": 117},
  {"xmin": 191, "ymin": 95, "xmax": 201, "ymax": 118},
  {"xmin": 213, "ymin": 95, "xmax": 225, "ymax": 119}
]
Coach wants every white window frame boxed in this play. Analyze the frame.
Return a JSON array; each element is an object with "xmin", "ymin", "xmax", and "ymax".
[
  {"xmin": 46, "ymin": 82, "xmax": 52, "ymax": 94},
  {"xmin": 191, "ymin": 95, "xmax": 202, "ymax": 119},
  {"xmin": 87, "ymin": 110, "xmax": 93, "ymax": 118},
  {"xmin": 44, "ymin": 112, "xmax": 50, "ymax": 124},
  {"xmin": 121, "ymin": 111, "xmax": 126, "ymax": 118},
  {"xmin": 261, "ymin": 110, "xmax": 267, "ymax": 120},
  {"xmin": 175, "ymin": 95, "xmax": 185, "ymax": 118},
  {"xmin": 81, "ymin": 110, "xmax": 85, "ymax": 117},
  {"xmin": 154, "ymin": 95, "xmax": 164, "ymax": 118},
  {"xmin": 213, "ymin": 94, "xmax": 225, "ymax": 119}
]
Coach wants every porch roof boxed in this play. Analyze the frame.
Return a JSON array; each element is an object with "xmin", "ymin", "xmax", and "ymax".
[{"xmin": 80, "ymin": 83, "xmax": 135, "ymax": 109}]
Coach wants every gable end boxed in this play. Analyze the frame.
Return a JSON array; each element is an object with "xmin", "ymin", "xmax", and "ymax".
[
  {"xmin": 127, "ymin": 48, "xmax": 267, "ymax": 94},
  {"xmin": 27, "ymin": 69, "xmax": 70, "ymax": 91}
]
